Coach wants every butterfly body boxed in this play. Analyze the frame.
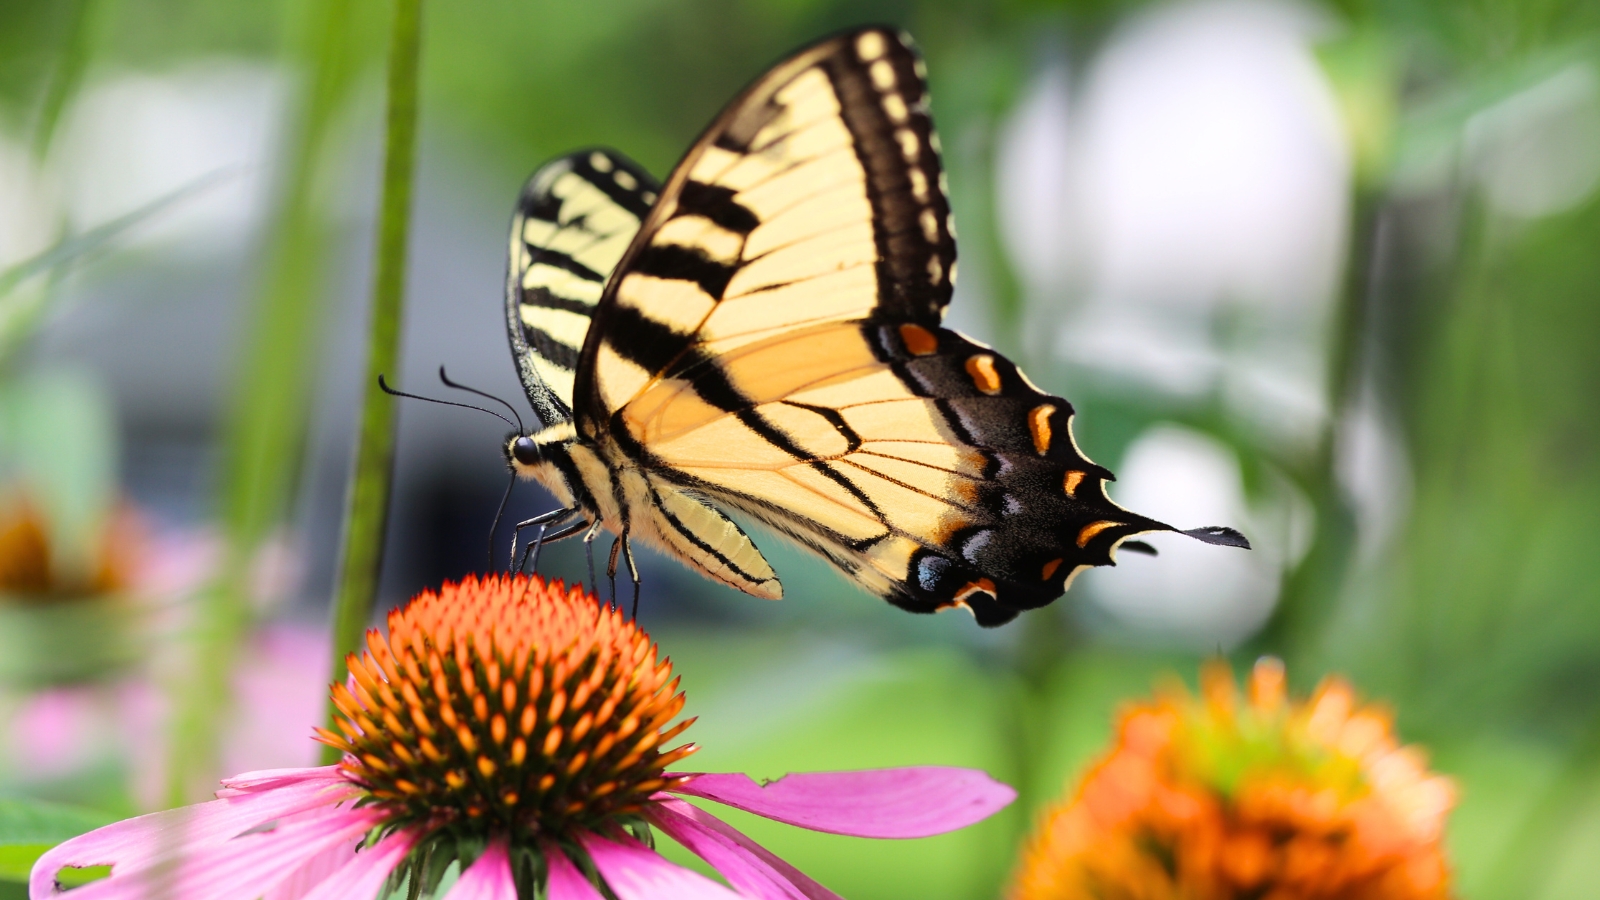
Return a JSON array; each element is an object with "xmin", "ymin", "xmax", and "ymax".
[{"xmin": 501, "ymin": 27, "xmax": 1245, "ymax": 626}]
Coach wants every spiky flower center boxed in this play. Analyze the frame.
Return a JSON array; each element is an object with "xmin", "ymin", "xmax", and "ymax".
[
  {"xmin": 1009, "ymin": 659, "xmax": 1456, "ymax": 900},
  {"xmin": 317, "ymin": 575, "xmax": 696, "ymax": 836}
]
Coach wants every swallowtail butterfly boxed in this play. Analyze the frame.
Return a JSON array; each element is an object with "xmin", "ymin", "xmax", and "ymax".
[{"xmin": 500, "ymin": 26, "xmax": 1247, "ymax": 626}]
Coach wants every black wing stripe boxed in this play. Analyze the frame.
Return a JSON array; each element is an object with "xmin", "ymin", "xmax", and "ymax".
[
  {"xmin": 522, "ymin": 289, "xmax": 600, "ymax": 319},
  {"xmin": 524, "ymin": 248, "xmax": 607, "ymax": 284},
  {"xmin": 676, "ymin": 181, "xmax": 761, "ymax": 234},
  {"xmin": 630, "ymin": 244, "xmax": 737, "ymax": 299},
  {"xmin": 782, "ymin": 401, "xmax": 862, "ymax": 453},
  {"xmin": 603, "ymin": 303, "xmax": 694, "ymax": 377},
  {"xmin": 523, "ymin": 326, "xmax": 582, "ymax": 372},
  {"xmin": 568, "ymin": 156, "xmax": 659, "ymax": 218}
]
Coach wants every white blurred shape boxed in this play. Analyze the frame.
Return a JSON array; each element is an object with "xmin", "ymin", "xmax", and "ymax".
[
  {"xmin": 1001, "ymin": 1, "xmax": 1350, "ymax": 444},
  {"xmin": 1084, "ymin": 424, "xmax": 1280, "ymax": 647},
  {"xmin": 1073, "ymin": 0, "xmax": 1346, "ymax": 310},
  {"xmin": 997, "ymin": 63, "xmax": 1075, "ymax": 296},
  {"xmin": 50, "ymin": 61, "xmax": 286, "ymax": 255},
  {"xmin": 1466, "ymin": 63, "xmax": 1600, "ymax": 219},
  {"xmin": 1337, "ymin": 383, "xmax": 1412, "ymax": 562},
  {"xmin": 0, "ymin": 139, "xmax": 60, "ymax": 268}
]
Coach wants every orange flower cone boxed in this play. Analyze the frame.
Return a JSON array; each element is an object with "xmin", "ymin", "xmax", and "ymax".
[{"xmin": 1009, "ymin": 658, "xmax": 1456, "ymax": 900}]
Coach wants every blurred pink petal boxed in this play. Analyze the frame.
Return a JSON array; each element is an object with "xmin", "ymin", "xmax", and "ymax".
[
  {"xmin": 442, "ymin": 839, "xmax": 517, "ymax": 900},
  {"xmin": 33, "ymin": 805, "xmax": 382, "ymax": 900},
  {"xmin": 295, "ymin": 829, "xmax": 417, "ymax": 900},
  {"xmin": 544, "ymin": 847, "xmax": 605, "ymax": 900},
  {"xmin": 669, "ymin": 768, "xmax": 1017, "ymax": 838},
  {"xmin": 224, "ymin": 625, "xmax": 331, "ymax": 775},
  {"xmin": 8, "ymin": 689, "xmax": 100, "ymax": 777},
  {"xmin": 129, "ymin": 528, "xmax": 217, "ymax": 600},
  {"xmin": 30, "ymin": 767, "xmax": 359, "ymax": 898},
  {"xmin": 581, "ymin": 832, "xmax": 742, "ymax": 900},
  {"xmin": 648, "ymin": 797, "xmax": 841, "ymax": 900}
]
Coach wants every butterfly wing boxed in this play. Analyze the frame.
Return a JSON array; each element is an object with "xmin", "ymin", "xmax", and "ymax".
[
  {"xmin": 572, "ymin": 27, "xmax": 1242, "ymax": 625},
  {"xmin": 506, "ymin": 149, "xmax": 661, "ymax": 426}
]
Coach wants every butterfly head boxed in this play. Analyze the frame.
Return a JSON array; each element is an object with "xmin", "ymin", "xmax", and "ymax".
[
  {"xmin": 505, "ymin": 432, "xmax": 542, "ymax": 475},
  {"xmin": 504, "ymin": 421, "xmax": 579, "ymax": 483}
]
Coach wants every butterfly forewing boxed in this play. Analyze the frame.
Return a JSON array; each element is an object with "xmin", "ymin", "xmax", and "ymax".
[
  {"xmin": 514, "ymin": 26, "xmax": 1244, "ymax": 625},
  {"xmin": 507, "ymin": 149, "xmax": 660, "ymax": 426},
  {"xmin": 577, "ymin": 28, "xmax": 956, "ymax": 426}
]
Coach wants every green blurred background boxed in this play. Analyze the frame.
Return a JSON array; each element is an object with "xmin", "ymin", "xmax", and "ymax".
[{"xmin": 2, "ymin": 0, "xmax": 1599, "ymax": 897}]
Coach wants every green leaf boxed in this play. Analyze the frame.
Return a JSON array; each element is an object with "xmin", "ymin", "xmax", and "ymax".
[
  {"xmin": 0, "ymin": 169, "xmax": 233, "ymax": 301},
  {"xmin": 0, "ymin": 170, "xmax": 235, "ymax": 370},
  {"xmin": 0, "ymin": 798, "xmax": 116, "ymax": 883}
]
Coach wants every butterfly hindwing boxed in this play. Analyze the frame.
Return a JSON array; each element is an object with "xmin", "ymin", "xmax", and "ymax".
[
  {"xmin": 507, "ymin": 149, "xmax": 660, "ymax": 426},
  {"xmin": 605, "ymin": 313, "xmax": 1171, "ymax": 625}
]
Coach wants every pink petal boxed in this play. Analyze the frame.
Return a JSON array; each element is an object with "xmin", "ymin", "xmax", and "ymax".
[
  {"xmin": 648, "ymin": 798, "xmax": 840, "ymax": 900},
  {"xmin": 32, "ymin": 805, "xmax": 382, "ymax": 900},
  {"xmin": 667, "ymin": 768, "xmax": 1016, "ymax": 839},
  {"xmin": 438, "ymin": 839, "xmax": 517, "ymax": 900},
  {"xmin": 580, "ymin": 832, "xmax": 742, "ymax": 900},
  {"xmin": 297, "ymin": 829, "xmax": 417, "ymax": 900},
  {"xmin": 544, "ymin": 847, "xmax": 604, "ymax": 900},
  {"xmin": 262, "ymin": 835, "xmax": 365, "ymax": 900},
  {"xmin": 31, "ymin": 775, "xmax": 360, "ymax": 898},
  {"xmin": 216, "ymin": 766, "xmax": 348, "ymax": 796}
]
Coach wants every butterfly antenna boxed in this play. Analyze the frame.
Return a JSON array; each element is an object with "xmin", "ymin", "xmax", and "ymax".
[
  {"xmin": 438, "ymin": 366, "xmax": 524, "ymax": 434},
  {"xmin": 487, "ymin": 471, "xmax": 515, "ymax": 571},
  {"xmin": 378, "ymin": 375, "xmax": 520, "ymax": 431}
]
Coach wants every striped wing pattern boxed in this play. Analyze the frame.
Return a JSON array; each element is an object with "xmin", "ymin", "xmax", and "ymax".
[
  {"xmin": 562, "ymin": 27, "xmax": 1192, "ymax": 626},
  {"xmin": 506, "ymin": 149, "xmax": 660, "ymax": 426}
]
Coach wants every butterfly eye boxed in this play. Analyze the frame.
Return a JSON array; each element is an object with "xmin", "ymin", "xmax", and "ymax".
[{"xmin": 511, "ymin": 436, "xmax": 540, "ymax": 466}]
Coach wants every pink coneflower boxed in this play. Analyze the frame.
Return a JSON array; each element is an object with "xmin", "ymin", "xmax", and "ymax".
[{"xmin": 32, "ymin": 574, "xmax": 1015, "ymax": 899}]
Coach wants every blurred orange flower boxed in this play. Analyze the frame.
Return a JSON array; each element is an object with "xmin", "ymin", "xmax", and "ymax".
[
  {"xmin": 0, "ymin": 494, "xmax": 142, "ymax": 599},
  {"xmin": 1009, "ymin": 658, "xmax": 1456, "ymax": 900}
]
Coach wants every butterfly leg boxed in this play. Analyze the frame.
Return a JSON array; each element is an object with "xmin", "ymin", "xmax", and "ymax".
[
  {"xmin": 605, "ymin": 537, "xmax": 623, "ymax": 606},
  {"xmin": 509, "ymin": 506, "xmax": 578, "ymax": 572},
  {"xmin": 622, "ymin": 538, "xmax": 641, "ymax": 619},
  {"xmin": 517, "ymin": 518, "xmax": 588, "ymax": 574},
  {"xmin": 582, "ymin": 520, "xmax": 604, "ymax": 596}
]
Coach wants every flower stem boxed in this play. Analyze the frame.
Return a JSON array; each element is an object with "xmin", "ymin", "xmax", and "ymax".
[
  {"xmin": 323, "ymin": 0, "xmax": 424, "ymax": 761},
  {"xmin": 1252, "ymin": 188, "xmax": 1380, "ymax": 660}
]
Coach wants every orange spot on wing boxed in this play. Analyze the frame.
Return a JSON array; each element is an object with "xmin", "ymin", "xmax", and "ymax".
[
  {"xmin": 899, "ymin": 323, "xmax": 938, "ymax": 356},
  {"xmin": 954, "ymin": 577, "xmax": 997, "ymax": 604},
  {"xmin": 1063, "ymin": 470, "xmax": 1085, "ymax": 498},
  {"xmin": 1076, "ymin": 521, "xmax": 1119, "ymax": 548},
  {"xmin": 1029, "ymin": 404, "xmax": 1055, "ymax": 455},
  {"xmin": 1041, "ymin": 558, "xmax": 1063, "ymax": 580},
  {"xmin": 965, "ymin": 355, "xmax": 1002, "ymax": 394}
]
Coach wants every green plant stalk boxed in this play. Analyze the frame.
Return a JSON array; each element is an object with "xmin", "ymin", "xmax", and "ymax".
[
  {"xmin": 163, "ymin": 0, "xmax": 360, "ymax": 805},
  {"xmin": 30, "ymin": 0, "xmax": 104, "ymax": 160},
  {"xmin": 322, "ymin": 0, "xmax": 425, "ymax": 763},
  {"xmin": 1252, "ymin": 188, "xmax": 1379, "ymax": 662}
]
